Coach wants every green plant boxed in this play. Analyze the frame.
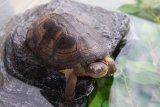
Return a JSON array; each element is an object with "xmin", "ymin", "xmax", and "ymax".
[{"xmin": 119, "ymin": 0, "xmax": 160, "ymax": 23}]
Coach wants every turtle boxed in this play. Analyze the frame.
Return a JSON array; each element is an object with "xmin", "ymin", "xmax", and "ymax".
[
  {"xmin": 2, "ymin": 0, "xmax": 130, "ymax": 106},
  {"xmin": 26, "ymin": 13, "xmax": 117, "ymax": 100}
]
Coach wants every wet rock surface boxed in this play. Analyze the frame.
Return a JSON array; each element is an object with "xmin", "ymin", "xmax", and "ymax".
[{"xmin": 1, "ymin": 0, "xmax": 130, "ymax": 107}]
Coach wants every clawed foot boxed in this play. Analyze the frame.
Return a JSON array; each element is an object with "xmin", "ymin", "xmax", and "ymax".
[{"xmin": 60, "ymin": 69, "xmax": 77, "ymax": 101}]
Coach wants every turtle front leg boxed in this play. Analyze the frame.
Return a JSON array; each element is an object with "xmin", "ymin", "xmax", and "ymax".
[
  {"xmin": 65, "ymin": 70, "xmax": 77, "ymax": 100},
  {"xmin": 60, "ymin": 69, "xmax": 77, "ymax": 100}
]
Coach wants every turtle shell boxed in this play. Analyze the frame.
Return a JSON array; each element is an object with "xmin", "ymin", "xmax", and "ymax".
[{"xmin": 26, "ymin": 13, "xmax": 109, "ymax": 69}]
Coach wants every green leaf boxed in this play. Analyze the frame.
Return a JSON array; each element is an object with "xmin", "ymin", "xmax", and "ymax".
[
  {"xmin": 119, "ymin": 0, "xmax": 160, "ymax": 23},
  {"xmin": 102, "ymin": 100, "xmax": 109, "ymax": 107},
  {"xmin": 88, "ymin": 91, "xmax": 103, "ymax": 107},
  {"xmin": 119, "ymin": 4, "xmax": 140, "ymax": 14},
  {"xmin": 88, "ymin": 78, "xmax": 113, "ymax": 107}
]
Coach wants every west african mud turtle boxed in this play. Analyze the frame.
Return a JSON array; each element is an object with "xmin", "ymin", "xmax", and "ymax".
[{"xmin": 3, "ymin": 0, "xmax": 130, "ymax": 106}]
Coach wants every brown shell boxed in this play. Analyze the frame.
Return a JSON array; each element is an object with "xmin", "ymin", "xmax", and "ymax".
[{"xmin": 26, "ymin": 13, "xmax": 109, "ymax": 69}]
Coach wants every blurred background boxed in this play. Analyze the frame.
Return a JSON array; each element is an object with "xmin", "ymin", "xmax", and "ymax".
[{"xmin": 0, "ymin": 0, "xmax": 134, "ymax": 29}]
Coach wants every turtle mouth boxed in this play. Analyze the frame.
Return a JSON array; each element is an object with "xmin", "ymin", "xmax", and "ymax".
[{"xmin": 84, "ymin": 56, "xmax": 105, "ymax": 67}]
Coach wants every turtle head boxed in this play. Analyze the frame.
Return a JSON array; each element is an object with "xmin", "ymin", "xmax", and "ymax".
[{"xmin": 86, "ymin": 56, "xmax": 116, "ymax": 78}]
